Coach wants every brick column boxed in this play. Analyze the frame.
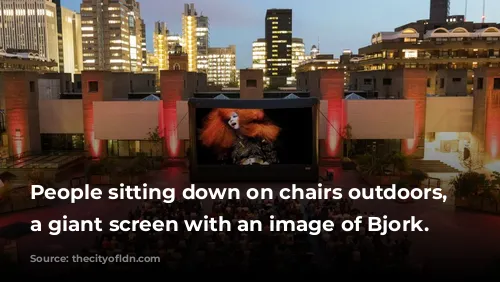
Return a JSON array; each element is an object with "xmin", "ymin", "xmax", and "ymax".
[
  {"xmin": 3, "ymin": 72, "xmax": 41, "ymax": 156},
  {"xmin": 401, "ymin": 69, "xmax": 427, "ymax": 158},
  {"xmin": 472, "ymin": 68, "xmax": 500, "ymax": 164},
  {"xmin": 319, "ymin": 69, "xmax": 344, "ymax": 159},
  {"xmin": 240, "ymin": 69, "xmax": 264, "ymax": 99},
  {"xmin": 82, "ymin": 71, "xmax": 113, "ymax": 158},
  {"xmin": 160, "ymin": 70, "xmax": 185, "ymax": 158}
]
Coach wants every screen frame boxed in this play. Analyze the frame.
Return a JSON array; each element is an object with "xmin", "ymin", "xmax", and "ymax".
[{"xmin": 188, "ymin": 97, "xmax": 319, "ymax": 182}]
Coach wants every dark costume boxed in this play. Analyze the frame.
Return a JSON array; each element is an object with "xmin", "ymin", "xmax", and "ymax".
[{"xmin": 230, "ymin": 136, "xmax": 278, "ymax": 165}]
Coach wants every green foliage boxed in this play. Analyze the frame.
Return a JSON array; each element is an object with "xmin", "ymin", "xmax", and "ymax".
[
  {"xmin": 341, "ymin": 124, "xmax": 354, "ymax": 158},
  {"xmin": 410, "ymin": 168, "xmax": 428, "ymax": 184},
  {"xmin": 147, "ymin": 127, "xmax": 164, "ymax": 158},
  {"xmin": 26, "ymin": 168, "xmax": 44, "ymax": 185},
  {"xmin": 450, "ymin": 171, "xmax": 489, "ymax": 198},
  {"xmin": 87, "ymin": 158, "xmax": 116, "ymax": 175},
  {"xmin": 358, "ymin": 153, "xmax": 388, "ymax": 176},
  {"xmin": 386, "ymin": 152, "xmax": 410, "ymax": 175},
  {"xmin": 123, "ymin": 154, "xmax": 150, "ymax": 176}
]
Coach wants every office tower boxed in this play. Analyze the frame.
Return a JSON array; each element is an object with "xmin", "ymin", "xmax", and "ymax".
[
  {"xmin": 153, "ymin": 22, "xmax": 169, "ymax": 71},
  {"xmin": 207, "ymin": 45, "xmax": 236, "ymax": 86},
  {"xmin": 430, "ymin": 0, "xmax": 450, "ymax": 23},
  {"xmin": 196, "ymin": 14, "xmax": 209, "ymax": 72},
  {"xmin": 141, "ymin": 20, "xmax": 147, "ymax": 67},
  {"xmin": 0, "ymin": 0, "xmax": 58, "ymax": 63},
  {"xmin": 252, "ymin": 38, "xmax": 268, "ymax": 86},
  {"xmin": 290, "ymin": 38, "xmax": 305, "ymax": 84},
  {"xmin": 167, "ymin": 35, "xmax": 183, "ymax": 54},
  {"xmin": 265, "ymin": 9, "xmax": 292, "ymax": 88},
  {"xmin": 182, "ymin": 3, "xmax": 197, "ymax": 72},
  {"xmin": 252, "ymin": 38, "xmax": 266, "ymax": 70},
  {"xmin": 58, "ymin": 7, "xmax": 83, "ymax": 76},
  {"xmin": 81, "ymin": 0, "xmax": 144, "ymax": 72}
]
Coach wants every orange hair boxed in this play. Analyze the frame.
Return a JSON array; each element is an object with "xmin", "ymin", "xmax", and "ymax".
[{"xmin": 200, "ymin": 108, "xmax": 280, "ymax": 149}]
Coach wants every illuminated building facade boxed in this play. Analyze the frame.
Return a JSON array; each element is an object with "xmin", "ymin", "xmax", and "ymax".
[
  {"xmin": 206, "ymin": 45, "xmax": 236, "ymax": 86},
  {"xmin": 289, "ymin": 38, "xmax": 305, "ymax": 85},
  {"xmin": 253, "ymin": 37, "xmax": 306, "ymax": 86},
  {"xmin": 252, "ymin": 38, "xmax": 267, "ymax": 85},
  {"xmin": 167, "ymin": 35, "xmax": 183, "ymax": 54},
  {"xmin": 153, "ymin": 22, "xmax": 169, "ymax": 71},
  {"xmin": 356, "ymin": 0, "xmax": 500, "ymax": 95},
  {"xmin": 0, "ymin": 0, "xmax": 58, "ymax": 63},
  {"xmin": 80, "ymin": 0, "xmax": 145, "ymax": 72},
  {"xmin": 196, "ymin": 15, "xmax": 209, "ymax": 73},
  {"xmin": 59, "ymin": 6, "xmax": 83, "ymax": 76},
  {"xmin": 182, "ymin": 3, "xmax": 197, "ymax": 72},
  {"xmin": 265, "ymin": 9, "xmax": 292, "ymax": 88}
]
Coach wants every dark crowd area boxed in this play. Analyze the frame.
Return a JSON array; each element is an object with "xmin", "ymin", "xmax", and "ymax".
[{"xmin": 69, "ymin": 197, "xmax": 424, "ymax": 277}]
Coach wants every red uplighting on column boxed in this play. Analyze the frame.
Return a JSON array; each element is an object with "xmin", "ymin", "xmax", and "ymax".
[
  {"xmin": 326, "ymin": 99, "xmax": 343, "ymax": 157},
  {"xmin": 485, "ymin": 90, "xmax": 500, "ymax": 160},
  {"xmin": 402, "ymin": 72, "xmax": 426, "ymax": 156},
  {"xmin": 7, "ymin": 109, "xmax": 25, "ymax": 157},
  {"xmin": 165, "ymin": 108, "xmax": 180, "ymax": 158}
]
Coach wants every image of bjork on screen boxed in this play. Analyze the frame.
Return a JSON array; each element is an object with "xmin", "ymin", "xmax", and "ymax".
[{"xmin": 196, "ymin": 107, "xmax": 313, "ymax": 165}]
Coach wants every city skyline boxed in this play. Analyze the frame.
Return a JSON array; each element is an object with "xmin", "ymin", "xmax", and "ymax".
[{"xmin": 59, "ymin": 0, "xmax": 500, "ymax": 69}]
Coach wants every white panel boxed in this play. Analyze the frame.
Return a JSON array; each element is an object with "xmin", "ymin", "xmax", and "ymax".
[
  {"xmin": 177, "ymin": 101, "xmax": 189, "ymax": 140},
  {"xmin": 346, "ymin": 100, "xmax": 415, "ymax": 139},
  {"xmin": 318, "ymin": 100, "xmax": 328, "ymax": 140},
  {"xmin": 425, "ymin": 96, "xmax": 473, "ymax": 132},
  {"xmin": 39, "ymin": 100, "xmax": 83, "ymax": 133},
  {"xmin": 94, "ymin": 101, "xmax": 160, "ymax": 140}
]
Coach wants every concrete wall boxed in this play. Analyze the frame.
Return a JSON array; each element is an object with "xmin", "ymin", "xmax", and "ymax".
[
  {"xmin": 345, "ymin": 100, "xmax": 415, "ymax": 139},
  {"xmin": 93, "ymin": 101, "xmax": 162, "ymax": 140},
  {"xmin": 425, "ymin": 96, "xmax": 473, "ymax": 132},
  {"xmin": 348, "ymin": 70, "xmax": 405, "ymax": 99},
  {"xmin": 39, "ymin": 100, "xmax": 84, "ymax": 134},
  {"xmin": 38, "ymin": 79, "xmax": 60, "ymax": 100},
  {"xmin": 435, "ymin": 69, "xmax": 468, "ymax": 96}
]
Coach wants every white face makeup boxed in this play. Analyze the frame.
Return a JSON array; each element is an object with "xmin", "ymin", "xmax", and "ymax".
[{"xmin": 228, "ymin": 112, "xmax": 239, "ymax": 129}]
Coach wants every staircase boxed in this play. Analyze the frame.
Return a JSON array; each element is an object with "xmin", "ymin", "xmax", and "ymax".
[{"xmin": 410, "ymin": 159, "xmax": 460, "ymax": 173}]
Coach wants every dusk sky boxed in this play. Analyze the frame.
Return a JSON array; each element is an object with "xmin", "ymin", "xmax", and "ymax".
[{"xmin": 63, "ymin": 0, "xmax": 500, "ymax": 68}]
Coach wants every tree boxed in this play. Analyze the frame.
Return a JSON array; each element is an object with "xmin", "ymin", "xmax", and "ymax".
[
  {"xmin": 147, "ymin": 127, "xmax": 164, "ymax": 157},
  {"xmin": 386, "ymin": 152, "xmax": 410, "ymax": 175},
  {"xmin": 341, "ymin": 124, "xmax": 354, "ymax": 159},
  {"xmin": 147, "ymin": 127, "xmax": 165, "ymax": 168},
  {"xmin": 459, "ymin": 150, "xmax": 484, "ymax": 172}
]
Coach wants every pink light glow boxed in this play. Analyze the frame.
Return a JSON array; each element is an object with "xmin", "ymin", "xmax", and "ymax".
[
  {"xmin": 165, "ymin": 109, "xmax": 180, "ymax": 157},
  {"xmin": 326, "ymin": 99, "xmax": 343, "ymax": 157}
]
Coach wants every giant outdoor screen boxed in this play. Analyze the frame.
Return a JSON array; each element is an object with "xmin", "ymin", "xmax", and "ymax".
[{"xmin": 195, "ymin": 107, "xmax": 313, "ymax": 166}]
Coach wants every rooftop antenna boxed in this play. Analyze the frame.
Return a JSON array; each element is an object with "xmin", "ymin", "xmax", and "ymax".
[
  {"xmin": 317, "ymin": 36, "xmax": 320, "ymax": 54},
  {"xmin": 464, "ymin": 0, "xmax": 468, "ymax": 21},
  {"xmin": 482, "ymin": 0, "xmax": 486, "ymax": 23}
]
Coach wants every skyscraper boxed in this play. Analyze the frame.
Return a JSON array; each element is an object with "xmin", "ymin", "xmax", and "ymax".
[
  {"xmin": 265, "ymin": 9, "xmax": 292, "ymax": 88},
  {"xmin": 0, "ymin": 0, "xmax": 58, "ymax": 62},
  {"xmin": 167, "ymin": 35, "xmax": 183, "ymax": 54},
  {"xmin": 182, "ymin": 3, "xmax": 197, "ymax": 72},
  {"xmin": 207, "ymin": 45, "xmax": 236, "ymax": 86},
  {"xmin": 290, "ymin": 38, "xmax": 305, "ymax": 84},
  {"xmin": 196, "ymin": 14, "xmax": 209, "ymax": 72},
  {"xmin": 153, "ymin": 22, "xmax": 169, "ymax": 71},
  {"xmin": 59, "ymin": 7, "xmax": 83, "ymax": 76},
  {"xmin": 81, "ymin": 0, "xmax": 144, "ymax": 72},
  {"xmin": 429, "ymin": 0, "xmax": 450, "ymax": 23}
]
